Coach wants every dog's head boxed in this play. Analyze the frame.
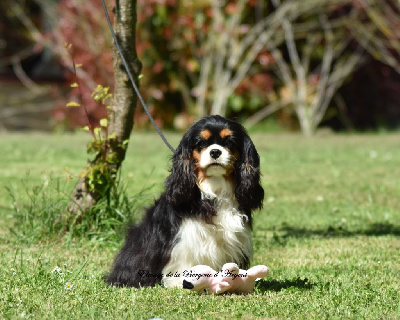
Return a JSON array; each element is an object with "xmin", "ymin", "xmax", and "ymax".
[{"xmin": 165, "ymin": 115, "xmax": 264, "ymax": 215}]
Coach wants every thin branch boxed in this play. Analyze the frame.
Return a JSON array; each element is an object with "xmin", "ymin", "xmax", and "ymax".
[
  {"xmin": 196, "ymin": 52, "xmax": 213, "ymax": 117},
  {"xmin": 352, "ymin": 21, "xmax": 400, "ymax": 74},
  {"xmin": 11, "ymin": 57, "xmax": 46, "ymax": 94},
  {"xmin": 269, "ymin": 47, "xmax": 295, "ymax": 95},
  {"xmin": 301, "ymin": 33, "xmax": 315, "ymax": 73},
  {"xmin": 0, "ymin": 46, "xmax": 36, "ymax": 68},
  {"xmin": 315, "ymin": 51, "xmax": 365, "ymax": 126},
  {"xmin": 311, "ymin": 15, "xmax": 334, "ymax": 116},
  {"xmin": 178, "ymin": 70, "xmax": 195, "ymax": 115},
  {"xmin": 228, "ymin": 29, "xmax": 275, "ymax": 91},
  {"xmin": 244, "ymin": 100, "xmax": 289, "ymax": 127},
  {"xmin": 333, "ymin": 93, "xmax": 354, "ymax": 130},
  {"xmin": 9, "ymin": 1, "xmax": 45, "ymax": 44}
]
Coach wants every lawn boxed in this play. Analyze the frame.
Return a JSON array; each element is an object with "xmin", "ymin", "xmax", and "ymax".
[{"xmin": 0, "ymin": 131, "xmax": 399, "ymax": 319}]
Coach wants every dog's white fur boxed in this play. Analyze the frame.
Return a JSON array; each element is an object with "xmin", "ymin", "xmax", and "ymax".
[{"xmin": 162, "ymin": 144, "xmax": 252, "ymax": 287}]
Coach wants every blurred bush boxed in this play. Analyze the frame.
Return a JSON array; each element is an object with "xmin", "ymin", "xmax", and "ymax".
[
  {"xmin": 44, "ymin": 0, "xmax": 275, "ymax": 130},
  {"xmin": 2, "ymin": 0, "xmax": 400, "ymax": 133}
]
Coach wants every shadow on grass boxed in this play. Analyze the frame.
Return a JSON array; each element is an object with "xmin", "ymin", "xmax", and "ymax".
[
  {"xmin": 255, "ymin": 277, "xmax": 315, "ymax": 292},
  {"xmin": 280, "ymin": 222, "xmax": 400, "ymax": 239}
]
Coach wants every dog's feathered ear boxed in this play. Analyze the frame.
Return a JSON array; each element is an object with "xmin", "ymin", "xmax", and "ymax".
[
  {"xmin": 165, "ymin": 141, "xmax": 199, "ymax": 207},
  {"xmin": 235, "ymin": 134, "xmax": 264, "ymax": 212}
]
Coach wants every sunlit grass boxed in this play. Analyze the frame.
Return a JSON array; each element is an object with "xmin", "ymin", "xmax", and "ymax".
[{"xmin": 0, "ymin": 131, "xmax": 399, "ymax": 319}]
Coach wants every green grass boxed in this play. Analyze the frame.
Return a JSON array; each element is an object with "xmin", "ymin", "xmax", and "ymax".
[{"xmin": 0, "ymin": 131, "xmax": 399, "ymax": 319}]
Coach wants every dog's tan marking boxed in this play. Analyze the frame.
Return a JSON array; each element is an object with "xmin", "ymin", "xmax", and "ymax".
[
  {"xmin": 193, "ymin": 149, "xmax": 207, "ymax": 182},
  {"xmin": 192, "ymin": 149, "xmax": 201, "ymax": 163},
  {"xmin": 220, "ymin": 128, "xmax": 233, "ymax": 138},
  {"xmin": 200, "ymin": 129, "xmax": 212, "ymax": 140}
]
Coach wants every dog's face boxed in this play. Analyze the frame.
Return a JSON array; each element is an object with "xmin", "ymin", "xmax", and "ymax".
[
  {"xmin": 165, "ymin": 115, "xmax": 264, "ymax": 216},
  {"xmin": 192, "ymin": 126, "xmax": 239, "ymax": 180}
]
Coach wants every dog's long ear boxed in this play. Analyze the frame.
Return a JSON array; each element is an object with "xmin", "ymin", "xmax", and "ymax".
[
  {"xmin": 165, "ymin": 141, "xmax": 199, "ymax": 207},
  {"xmin": 235, "ymin": 134, "xmax": 264, "ymax": 212}
]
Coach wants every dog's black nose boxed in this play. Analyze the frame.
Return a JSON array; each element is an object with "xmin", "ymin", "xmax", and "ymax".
[
  {"xmin": 210, "ymin": 149, "xmax": 222, "ymax": 159},
  {"xmin": 182, "ymin": 280, "xmax": 194, "ymax": 289}
]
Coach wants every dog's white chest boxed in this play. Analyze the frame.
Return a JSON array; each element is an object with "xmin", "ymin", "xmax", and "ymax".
[{"xmin": 162, "ymin": 177, "xmax": 252, "ymax": 287}]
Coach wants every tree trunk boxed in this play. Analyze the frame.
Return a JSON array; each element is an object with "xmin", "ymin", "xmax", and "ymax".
[{"xmin": 67, "ymin": 0, "xmax": 140, "ymax": 216}]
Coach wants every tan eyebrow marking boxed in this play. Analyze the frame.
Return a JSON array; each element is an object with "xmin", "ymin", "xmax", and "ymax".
[
  {"xmin": 200, "ymin": 129, "xmax": 212, "ymax": 140},
  {"xmin": 219, "ymin": 128, "xmax": 233, "ymax": 138}
]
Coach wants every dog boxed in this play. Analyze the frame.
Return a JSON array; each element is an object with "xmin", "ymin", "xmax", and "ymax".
[{"xmin": 106, "ymin": 115, "xmax": 264, "ymax": 288}]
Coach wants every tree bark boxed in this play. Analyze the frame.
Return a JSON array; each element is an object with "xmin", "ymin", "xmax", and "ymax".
[
  {"xmin": 67, "ymin": 0, "xmax": 140, "ymax": 216},
  {"xmin": 109, "ymin": 0, "xmax": 141, "ymax": 145}
]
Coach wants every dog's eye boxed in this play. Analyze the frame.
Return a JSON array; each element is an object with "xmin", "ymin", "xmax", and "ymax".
[
  {"xmin": 196, "ymin": 140, "xmax": 207, "ymax": 150},
  {"xmin": 224, "ymin": 139, "xmax": 235, "ymax": 150}
]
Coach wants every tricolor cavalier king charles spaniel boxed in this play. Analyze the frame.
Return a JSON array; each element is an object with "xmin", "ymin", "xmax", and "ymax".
[{"xmin": 106, "ymin": 115, "xmax": 264, "ymax": 288}]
